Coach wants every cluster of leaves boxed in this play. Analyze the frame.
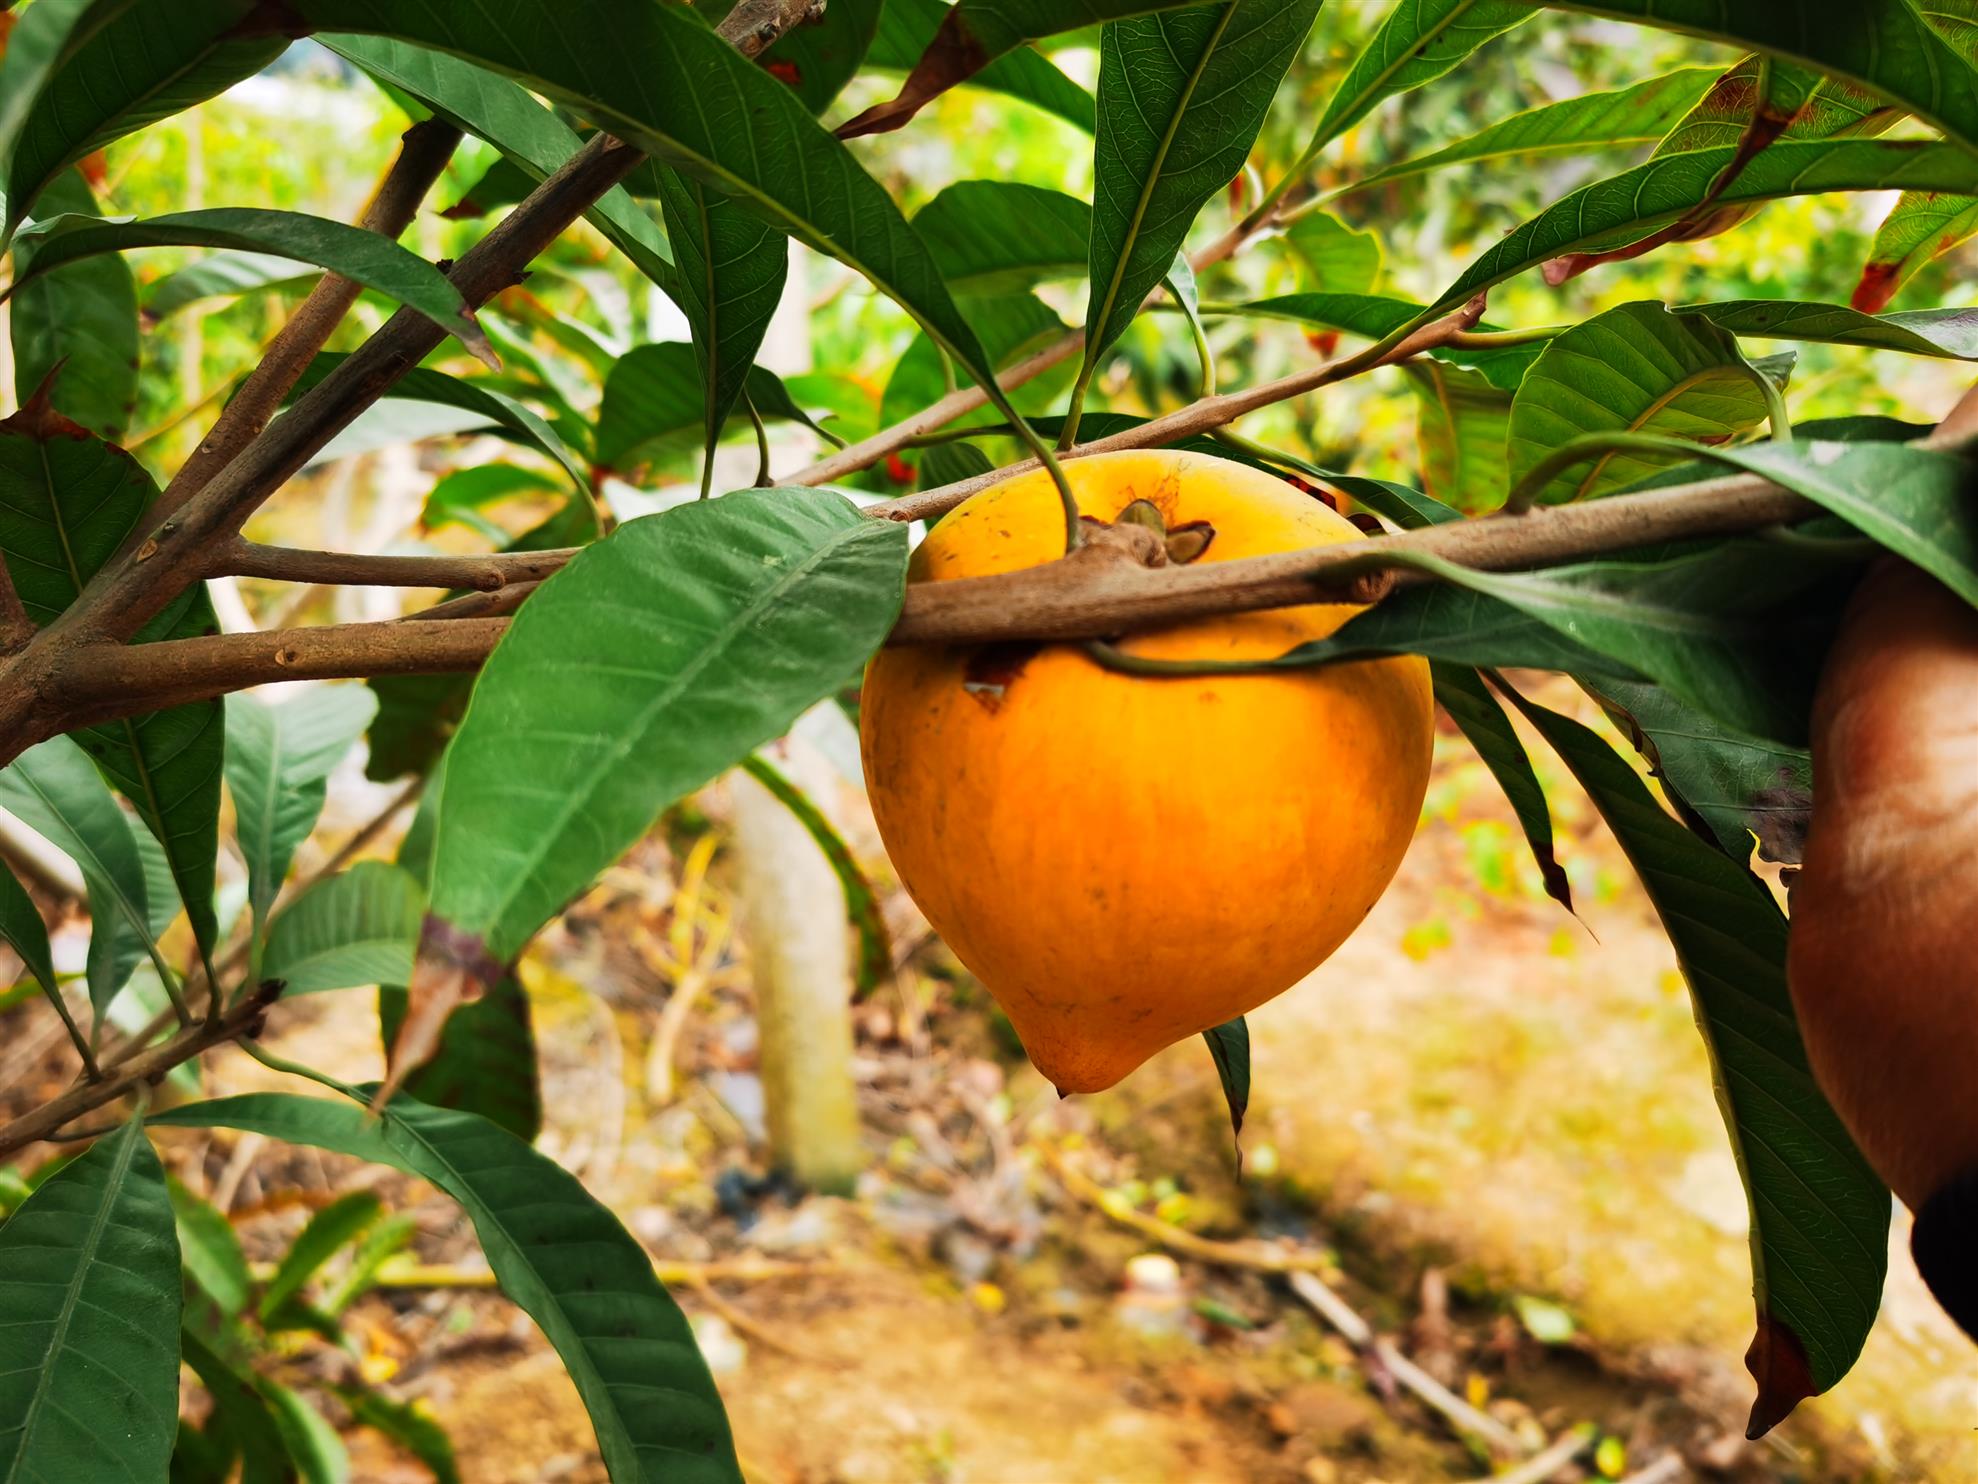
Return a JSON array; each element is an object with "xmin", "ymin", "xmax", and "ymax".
[{"xmin": 2, "ymin": 0, "xmax": 1978, "ymax": 1478}]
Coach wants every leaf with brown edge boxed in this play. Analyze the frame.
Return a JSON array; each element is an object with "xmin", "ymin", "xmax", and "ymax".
[
  {"xmin": 375, "ymin": 915, "xmax": 501, "ymax": 1111},
  {"xmin": 836, "ymin": 1, "xmax": 985, "ymax": 137},
  {"xmin": 1744, "ymin": 1312, "xmax": 1816, "ymax": 1439},
  {"xmin": 1852, "ymin": 190, "xmax": 1978, "ymax": 313}
]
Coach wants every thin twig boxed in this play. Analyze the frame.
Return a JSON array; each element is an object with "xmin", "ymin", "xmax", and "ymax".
[
  {"xmin": 405, "ymin": 580, "xmax": 543, "ymax": 622},
  {"xmin": 0, "ymin": 980, "xmax": 284, "ymax": 1161},
  {"xmin": 864, "ymin": 297, "xmax": 1488, "ymax": 526},
  {"xmin": 218, "ymin": 539, "xmax": 576, "ymax": 590},
  {"xmin": 368, "ymin": 1255, "xmax": 822, "ymax": 1287},
  {"xmin": 146, "ymin": 118, "xmax": 465, "ymax": 531},
  {"xmin": 1287, "ymin": 1271, "xmax": 1527, "ymax": 1460},
  {"xmin": 1464, "ymin": 1424, "xmax": 1596, "ymax": 1484},
  {"xmin": 1615, "ymin": 1456, "xmax": 1690, "ymax": 1484}
]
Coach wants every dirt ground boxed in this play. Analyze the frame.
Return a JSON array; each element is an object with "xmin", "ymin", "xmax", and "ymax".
[{"xmin": 11, "ymin": 688, "xmax": 1975, "ymax": 1484}]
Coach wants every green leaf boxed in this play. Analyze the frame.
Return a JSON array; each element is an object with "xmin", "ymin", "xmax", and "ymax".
[
  {"xmin": 1400, "ymin": 360, "xmax": 1514, "ymax": 513},
  {"xmin": 167, "ymin": 1176, "xmax": 252, "ymax": 1321},
  {"xmin": 918, "ymin": 438, "xmax": 997, "ymax": 489},
  {"xmin": 426, "ymin": 486, "xmax": 908, "ymax": 966},
  {"xmin": 294, "ymin": 1, "xmax": 1018, "ymax": 430},
  {"xmin": 11, "ymin": 208, "xmax": 491, "ymax": 358},
  {"xmin": 1508, "ymin": 301, "xmax": 1788, "ymax": 507},
  {"xmin": 1591, "ymin": 679, "xmax": 1811, "ymax": 865},
  {"xmin": 260, "ymin": 1191, "xmax": 384, "ymax": 1324},
  {"xmin": 1081, "ymin": 1, "xmax": 1323, "ymax": 376},
  {"xmin": 0, "ymin": 1117, "xmax": 182, "ymax": 1484},
  {"xmin": 1540, "ymin": 0, "xmax": 1978, "ymax": 153},
  {"xmin": 1333, "ymin": 67, "xmax": 1719, "ymax": 198},
  {"xmin": 1303, "ymin": 0, "xmax": 1534, "ymax": 158},
  {"xmin": 421, "ymin": 463, "xmax": 562, "ymax": 538},
  {"xmin": 178, "ymin": 1327, "xmax": 292, "ymax": 1484},
  {"xmin": 153, "ymin": 1092, "xmax": 743, "ymax": 1483},
  {"xmin": 1430, "ymin": 140, "xmax": 1978, "ymax": 320},
  {"xmin": 143, "ymin": 249, "xmax": 318, "ymax": 320},
  {"xmin": 866, "ymin": 0, "xmax": 1096, "ymax": 132},
  {"xmin": 378, "ymin": 972, "xmax": 542, "ymax": 1142},
  {"xmin": 259, "ymin": 1381, "xmax": 350, "ymax": 1484},
  {"xmin": 913, "ymin": 181, "xmax": 1091, "ymax": 294},
  {"xmin": 9, "ymin": 170, "xmax": 138, "ymax": 441},
  {"xmin": 1676, "ymin": 300, "xmax": 1978, "ymax": 361},
  {"xmin": 880, "ymin": 292, "xmax": 1066, "ymax": 430},
  {"xmin": 224, "ymin": 687, "xmax": 379, "ymax": 932},
  {"xmin": 1499, "ymin": 687, "xmax": 1887, "ymax": 1417},
  {"xmin": 1854, "ymin": 190, "xmax": 1978, "ymax": 313},
  {"xmin": 262, "ymin": 862, "xmax": 424, "ymax": 996},
  {"xmin": 1318, "ymin": 470, "xmax": 1462, "ymax": 530},
  {"xmin": 594, "ymin": 342, "xmax": 817, "ymax": 472},
  {"xmin": 1281, "ymin": 210, "xmax": 1383, "ymax": 294},
  {"xmin": 321, "ymin": 1212, "xmax": 417, "ymax": 1317},
  {"xmin": 0, "ymin": 736, "xmax": 159, "ymax": 1022},
  {"xmin": 290, "ymin": 352, "xmax": 590, "ymax": 494},
  {"xmin": 653, "ymin": 173, "xmax": 790, "ymax": 480},
  {"xmin": 0, "ymin": 860, "xmax": 59, "ymax": 1008},
  {"xmin": 1431, "ymin": 663, "xmax": 1572, "ymax": 912},
  {"xmin": 846, "ymin": 0, "xmax": 1197, "ymax": 136},
  {"xmin": 757, "ymin": 0, "xmax": 883, "ymax": 113},
  {"xmin": 0, "ymin": 0, "xmax": 288, "ymax": 239},
  {"xmin": 0, "ymin": 396, "xmax": 223, "ymax": 953},
  {"xmin": 339, "ymin": 1387, "xmax": 459, "ymax": 1484},
  {"xmin": 322, "ymin": 37, "xmax": 675, "ymax": 290},
  {"xmin": 1202, "ymin": 1016, "xmax": 1249, "ymax": 1140},
  {"xmin": 1679, "ymin": 439, "xmax": 1978, "ymax": 610},
  {"xmin": 741, "ymin": 753, "xmax": 892, "ymax": 998}
]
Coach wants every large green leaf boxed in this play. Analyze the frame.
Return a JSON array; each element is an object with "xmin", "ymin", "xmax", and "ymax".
[
  {"xmin": 880, "ymin": 292, "xmax": 1066, "ymax": 429},
  {"xmin": 1400, "ymin": 360, "xmax": 1514, "ymax": 513},
  {"xmin": 1333, "ymin": 67, "xmax": 1718, "ymax": 197},
  {"xmin": 1302, "ymin": 0, "xmax": 1534, "ymax": 158},
  {"xmin": 0, "ymin": 0, "xmax": 287, "ymax": 239},
  {"xmin": 1508, "ymin": 301, "xmax": 1788, "ymax": 506},
  {"xmin": 653, "ymin": 173, "xmax": 790, "ymax": 483},
  {"xmin": 865, "ymin": 0, "xmax": 1097, "ymax": 132},
  {"xmin": 262, "ymin": 862, "xmax": 424, "ymax": 996},
  {"xmin": 9, "ymin": 170, "xmax": 138, "ymax": 441},
  {"xmin": 845, "ymin": 0, "xmax": 1197, "ymax": 135},
  {"xmin": 143, "ymin": 249, "xmax": 318, "ymax": 320},
  {"xmin": 10, "ymin": 208, "xmax": 491, "ymax": 358},
  {"xmin": 913, "ymin": 181, "xmax": 1091, "ymax": 294},
  {"xmin": 224, "ymin": 686, "xmax": 379, "ymax": 933},
  {"xmin": 378, "ymin": 972, "xmax": 541, "ymax": 1142},
  {"xmin": 322, "ymin": 36, "xmax": 675, "ymax": 290},
  {"xmin": 153, "ymin": 1092, "xmax": 742, "ymax": 1483},
  {"xmin": 1592, "ymin": 679, "xmax": 1811, "ymax": 865},
  {"xmin": 0, "ymin": 739, "xmax": 160, "ymax": 1023},
  {"xmin": 177, "ymin": 1326, "xmax": 293, "ymax": 1484},
  {"xmin": 1540, "ymin": 0, "xmax": 1978, "ymax": 153},
  {"xmin": 1208, "ymin": 292, "xmax": 1537, "ymax": 385},
  {"xmin": 1677, "ymin": 300, "xmax": 1978, "ymax": 360},
  {"xmin": 1679, "ymin": 439, "xmax": 1978, "ymax": 609},
  {"xmin": 1281, "ymin": 210, "xmax": 1384, "ymax": 294},
  {"xmin": 0, "ymin": 396, "xmax": 223, "ymax": 954},
  {"xmin": 0, "ymin": 1117, "xmax": 182, "ymax": 1484},
  {"xmin": 425, "ymin": 486, "xmax": 908, "ymax": 966},
  {"xmin": 292, "ymin": 1, "xmax": 1014, "ymax": 422},
  {"xmin": 168, "ymin": 1177, "xmax": 252, "ymax": 1321},
  {"xmin": 1854, "ymin": 189, "xmax": 1978, "ymax": 313},
  {"xmin": 1079, "ymin": 0, "xmax": 1321, "ymax": 386},
  {"xmin": 1431, "ymin": 663, "xmax": 1572, "ymax": 912},
  {"xmin": 1429, "ymin": 140, "xmax": 1978, "ymax": 320},
  {"xmin": 1501, "ymin": 688, "xmax": 1887, "ymax": 1426}
]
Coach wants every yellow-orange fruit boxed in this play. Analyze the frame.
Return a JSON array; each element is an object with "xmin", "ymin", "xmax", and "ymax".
[
  {"xmin": 860, "ymin": 450, "xmax": 1434, "ymax": 1093},
  {"xmin": 1787, "ymin": 559, "xmax": 1978, "ymax": 1339}
]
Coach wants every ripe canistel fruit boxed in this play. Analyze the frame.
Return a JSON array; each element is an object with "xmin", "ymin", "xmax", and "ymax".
[
  {"xmin": 1788, "ymin": 559, "xmax": 1978, "ymax": 1342},
  {"xmin": 860, "ymin": 450, "xmax": 1434, "ymax": 1094}
]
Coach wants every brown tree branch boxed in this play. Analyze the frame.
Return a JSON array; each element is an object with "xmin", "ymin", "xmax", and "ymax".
[
  {"xmin": 406, "ymin": 580, "xmax": 544, "ymax": 622},
  {"xmin": 147, "ymin": 118, "xmax": 466, "ymax": 530},
  {"xmin": 865, "ymin": 299, "xmax": 1488, "ymax": 525},
  {"xmin": 219, "ymin": 538, "xmax": 576, "ymax": 590},
  {"xmin": 0, "ymin": 980, "xmax": 284, "ymax": 1161},
  {"xmin": 0, "ymin": 558, "xmax": 32, "ymax": 654}
]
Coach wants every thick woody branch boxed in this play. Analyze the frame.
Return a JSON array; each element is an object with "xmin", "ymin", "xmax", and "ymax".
[
  {"xmin": 219, "ymin": 538, "xmax": 576, "ymax": 590},
  {"xmin": 867, "ymin": 299, "xmax": 1488, "ymax": 525},
  {"xmin": 59, "ymin": 619, "xmax": 508, "ymax": 723},
  {"xmin": 146, "ymin": 118, "xmax": 465, "ymax": 531},
  {"xmin": 0, "ymin": 980, "xmax": 284, "ymax": 1162}
]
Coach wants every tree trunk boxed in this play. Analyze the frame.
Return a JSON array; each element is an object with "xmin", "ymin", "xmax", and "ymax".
[{"xmin": 728, "ymin": 744, "xmax": 866, "ymax": 1193}]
